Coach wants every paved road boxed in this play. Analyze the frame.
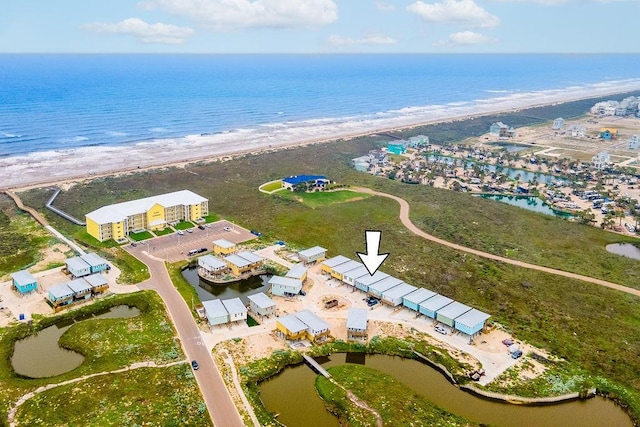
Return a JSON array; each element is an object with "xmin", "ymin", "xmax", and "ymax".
[
  {"xmin": 128, "ymin": 246, "xmax": 245, "ymax": 427},
  {"xmin": 355, "ymin": 187, "xmax": 640, "ymax": 298}
]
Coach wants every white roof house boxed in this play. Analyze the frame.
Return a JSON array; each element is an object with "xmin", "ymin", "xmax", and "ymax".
[
  {"xmin": 436, "ymin": 301, "xmax": 472, "ymax": 327},
  {"xmin": 270, "ymin": 276, "xmax": 303, "ymax": 297},
  {"xmin": 403, "ymin": 288, "xmax": 437, "ymax": 309},
  {"xmin": 321, "ymin": 255, "xmax": 351, "ymax": 269},
  {"xmin": 294, "ymin": 310, "xmax": 330, "ymax": 337},
  {"xmin": 381, "ymin": 283, "xmax": 417, "ymax": 306},
  {"xmin": 86, "ymin": 190, "xmax": 207, "ymax": 225},
  {"xmin": 202, "ymin": 299, "xmax": 229, "ymax": 326},
  {"xmin": 198, "ymin": 255, "xmax": 227, "ymax": 271},
  {"xmin": 236, "ymin": 251, "xmax": 264, "ymax": 264},
  {"xmin": 342, "ymin": 266, "xmax": 370, "ymax": 286},
  {"xmin": 298, "ymin": 246, "xmax": 328, "ymax": 263},
  {"xmin": 419, "ymin": 294, "xmax": 453, "ymax": 318},
  {"xmin": 247, "ymin": 292, "xmax": 276, "ymax": 315},
  {"xmin": 11, "ymin": 270, "xmax": 37, "ymax": 287},
  {"xmin": 48, "ymin": 283, "xmax": 75, "ymax": 301},
  {"xmin": 83, "ymin": 273, "xmax": 109, "ymax": 289},
  {"xmin": 455, "ymin": 309, "xmax": 491, "ymax": 336},
  {"xmin": 80, "ymin": 253, "xmax": 109, "ymax": 272},
  {"xmin": 222, "ymin": 297, "xmax": 247, "ymax": 322},
  {"xmin": 66, "ymin": 256, "xmax": 91, "ymax": 277},
  {"xmin": 331, "ymin": 260, "xmax": 363, "ymax": 277},
  {"xmin": 278, "ymin": 314, "xmax": 308, "ymax": 334},
  {"xmin": 66, "ymin": 278, "xmax": 93, "ymax": 295},
  {"xmin": 212, "ymin": 239, "xmax": 236, "ymax": 249},
  {"xmin": 347, "ymin": 308, "xmax": 368, "ymax": 331},
  {"xmin": 354, "ymin": 271, "xmax": 389, "ymax": 292},
  {"xmin": 285, "ymin": 264, "xmax": 308, "ymax": 281},
  {"xmin": 224, "ymin": 254, "xmax": 254, "ymax": 269},
  {"xmin": 368, "ymin": 277, "xmax": 404, "ymax": 296}
]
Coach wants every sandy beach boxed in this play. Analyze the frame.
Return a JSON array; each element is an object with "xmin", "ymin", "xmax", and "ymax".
[{"xmin": 3, "ymin": 79, "xmax": 640, "ymax": 191}]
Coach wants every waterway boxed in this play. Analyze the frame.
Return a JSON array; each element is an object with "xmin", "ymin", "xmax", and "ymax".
[
  {"xmin": 477, "ymin": 194, "xmax": 574, "ymax": 218},
  {"xmin": 258, "ymin": 353, "xmax": 632, "ymax": 427},
  {"xmin": 426, "ymin": 154, "xmax": 566, "ymax": 184},
  {"xmin": 606, "ymin": 243, "xmax": 640, "ymax": 260},
  {"xmin": 181, "ymin": 266, "xmax": 271, "ymax": 303},
  {"xmin": 11, "ymin": 305, "xmax": 140, "ymax": 378}
]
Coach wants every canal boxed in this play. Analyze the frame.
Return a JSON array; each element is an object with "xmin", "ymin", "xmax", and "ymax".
[{"xmin": 258, "ymin": 353, "xmax": 632, "ymax": 427}]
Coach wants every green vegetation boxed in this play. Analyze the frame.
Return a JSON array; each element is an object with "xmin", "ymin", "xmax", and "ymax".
[
  {"xmin": 0, "ymin": 194, "xmax": 60, "ymax": 279},
  {"xmin": 15, "ymin": 94, "xmax": 640, "ymax": 422},
  {"xmin": 0, "ymin": 291, "xmax": 184, "ymax": 423},
  {"xmin": 128, "ymin": 230, "xmax": 154, "ymax": 241},
  {"xmin": 153, "ymin": 226, "xmax": 174, "ymax": 236},
  {"xmin": 166, "ymin": 261, "xmax": 201, "ymax": 318},
  {"xmin": 260, "ymin": 181, "xmax": 283, "ymax": 192},
  {"xmin": 174, "ymin": 220, "xmax": 194, "ymax": 230},
  {"xmin": 16, "ymin": 364, "xmax": 210, "ymax": 427},
  {"xmin": 276, "ymin": 189, "xmax": 372, "ymax": 209},
  {"xmin": 203, "ymin": 214, "xmax": 219, "ymax": 223},
  {"xmin": 317, "ymin": 364, "xmax": 477, "ymax": 427},
  {"xmin": 246, "ymin": 315, "xmax": 259, "ymax": 327},
  {"xmin": 314, "ymin": 374, "xmax": 379, "ymax": 427},
  {"xmin": 106, "ymin": 247, "xmax": 150, "ymax": 284}
]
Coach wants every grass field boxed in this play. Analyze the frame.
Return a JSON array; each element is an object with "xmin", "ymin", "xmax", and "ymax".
[
  {"xmin": 203, "ymin": 214, "xmax": 219, "ymax": 223},
  {"xmin": 15, "ymin": 364, "xmax": 211, "ymax": 427},
  {"xmin": 166, "ymin": 261, "xmax": 201, "ymax": 318},
  {"xmin": 128, "ymin": 230, "xmax": 154, "ymax": 241},
  {"xmin": 153, "ymin": 227, "xmax": 174, "ymax": 236},
  {"xmin": 174, "ymin": 221, "xmax": 194, "ymax": 230},
  {"xmin": 317, "ymin": 364, "xmax": 476, "ymax": 427},
  {"xmin": 0, "ymin": 291, "xmax": 185, "ymax": 423},
  {"xmin": 276, "ymin": 189, "xmax": 372, "ymax": 209},
  {"xmin": 259, "ymin": 181, "xmax": 283, "ymax": 192},
  {"xmin": 14, "ymin": 94, "xmax": 640, "ymax": 422},
  {"xmin": 0, "ymin": 194, "xmax": 60, "ymax": 280}
]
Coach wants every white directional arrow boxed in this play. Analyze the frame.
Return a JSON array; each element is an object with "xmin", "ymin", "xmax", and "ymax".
[{"xmin": 356, "ymin": 230, "xmax": 389, "ymax": 276}]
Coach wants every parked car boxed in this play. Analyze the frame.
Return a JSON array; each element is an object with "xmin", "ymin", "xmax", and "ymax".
[
  {"xmin": 511, "ymin": 350, "xmax": 523, "ymax": 359},
  {"xmin": 205, "ymin": 223, "xmax": 211, "ymax": 228},
  {"xmin": 198, "ymin": 225, "xmax": 205, "ymax": 230},
  {"xmin": 191, "ymin": 360, "xmax": 199, "ymax": 370},
  {"xmin": 223, "ymin": 226, "xmax": 231, "ymax": 232},
  {"xmin": 435, "ymin": 325, "xmax": 447, "ymax": 335},
  {"xmin": 130, "ymin": 242, "xmax": 137, "ymax": 247},
  {"xmin": 186, "ymin": 228, "xmax": 193, "ymax": 233},
  {"xmin": 177, "ymin": 230, "xmax": 184, "ymax": 235},
  {"xmin": 366, "ymin": 297, "xmax": 379, "ymax": 307},
  {"xmin": 502, "ymin": 338, "xmax": 514, "ymax": 346}
]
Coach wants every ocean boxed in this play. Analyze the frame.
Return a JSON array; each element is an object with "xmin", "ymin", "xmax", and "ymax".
[
  {"xmin": 2, "ymin": 54, "xmax": 640, "ymax": 188},
  {"xmin": 1, "ymin": 54, "xmax": 640, "ymax": 159}
]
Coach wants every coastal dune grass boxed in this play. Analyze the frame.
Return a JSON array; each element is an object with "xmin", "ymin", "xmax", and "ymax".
[
  {"xmin": 0, "ymin": 291, "xmax": 186, "ymax": 423},
  {"xmin": 275, "ymin": 189, "xmax": 372, "ymax": 209},
  {"xmin": 15, "ymin": 364, "xmax": 211, "ymax": 427}
]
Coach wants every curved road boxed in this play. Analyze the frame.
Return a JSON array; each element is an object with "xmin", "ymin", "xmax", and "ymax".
[
  {"xmin": 355, "ymin": 187, "xmax": 640, "ymax": 298},
  {"xmin": 127, "ymin": 246, "xmax": 245, "ymax": 427}
]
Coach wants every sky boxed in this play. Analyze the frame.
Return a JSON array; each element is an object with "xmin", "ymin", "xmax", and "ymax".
[{"xmin": 1, "ymin": 0, "xmax": 639, "ymax": 53}]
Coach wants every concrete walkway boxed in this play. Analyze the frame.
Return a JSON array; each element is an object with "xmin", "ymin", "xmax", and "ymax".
[
  {"xmin": 8, "ymin": 360, "xmax": 186, "ymax": 426},
  {"xmin": 354, "ymin": 187, "xmax": 640, "ymax": 299}
]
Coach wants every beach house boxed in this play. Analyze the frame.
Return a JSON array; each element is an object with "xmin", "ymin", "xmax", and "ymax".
[
  {"xmin": 489, "ymin": 122, "xmax": 516, "ymax": 139},
  {"xmin": 599, "ymin": 128, "xmax": 618, "ymax": 140},
  {"xmin": 80, "ymin": 253, "xmax": 109, "ymax": 274},
  {"xmin": 197, "ymin": 254, "xmax": 228, "ymax": 278},
  {"xmin": 628, "ymin": 135, "xmax": 640, "ymax": 149},
  {"xmin": 212, "ymin": 239, "xmax": 236, "ymax": 256},
  {"xmin": 202, "ymin": 299, "xmax": 229, "ymax": 326},
  {"xmin": 552, "ymin": 118, "xmax": 565, "ymax": 130},
  {"xmin": 454, "ymin": 309, "xmax": 491, "ymax": 337},
  {"xmin": 285, "ymin": 264, "xmax": 308, "ymax": 282},
  {"xmin": 567, "ymin": 124, "xmax": 586, "ymax": 138},
  {"xmin": 294, "ymin": 310, "xmax": 330, "ymax": 343},
  {"xmin": 85, "ymin": 190, "xmax": 209, "ymax": 242},
  {"xmin": 297, "ymin": 246, "xmax": 327, "ymax": 265},
  {"xmin": 11, "ymin": 270, "xmax": 38, "ymax": 295},
  {"xmin": 247, "ymin": 292, "xmax": 276, "ymax": 318},
  {"xmin": 387, "ymin": 140, "xmax": 408, "ymax": 155},
  {"xmin": 224, "ymin": 251, "xmax": 264, "ymax": 276},
  {"xmin": 65, "ymin": 256, "xmax": 92, "ymax": 278},
  {"xmin": 346, "ymin": 308, "xmax": 368, "ymax": 342},
  {"xmin": 47, "ymin": 283, "xmax": 75, "ymax": 309},
  {"xmin": 281, "ymin": 175, "xmax": 329, "ymax": 191},
  {"xmin": 592, "ymin": 152, "xmax": 611, "ymax": 170},
  {"xmin": 276, "ymin": 314, "xmax": 308, "ymax": 341},
  {"xmin": 408, "ymin": 135, "xmax": 429, "ymax": 148},
  {"xmin": 222, "ymin": 298, "xmax": 247, "ymax": 323},
  {"xmin": 269, "ymin": 276, "xmax": 303, "ymax": 297}
]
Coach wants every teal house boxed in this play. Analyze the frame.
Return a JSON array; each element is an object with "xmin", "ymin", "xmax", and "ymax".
[
  {"xmin": 11, "ymin": 270, "xmax": 38, "ymax": 294},
  {"xmin": 387, "ymin": 141, "xmax": 407, "ymax": 155}
]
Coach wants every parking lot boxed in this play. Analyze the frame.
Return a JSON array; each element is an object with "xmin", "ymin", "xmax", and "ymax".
[{"xmin": 131, "ymin": 220, "xmax": 258, "ymax": 262}]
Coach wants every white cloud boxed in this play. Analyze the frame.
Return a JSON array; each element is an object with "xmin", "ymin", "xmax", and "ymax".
[
  {"xmin": 328, "ymin": 33, "xmax": 397, "ymax": 47},
  {"xmin": 407, "ymin": 0, "xmax": 500, "ymax": 28},
  {"xmin": 434, "ymin": 30, "xmax": 497, "ymax": 47},
  {"xmin": 82, "ymin": 18, "xmax": 194, "ymax": 44},
  {"xmin": 375, "ymin": 1, "xmax": 396, "ymax": 10},
  {"xmin": 138, "ymin": 0, "xmax": 338, "ymax": 30}
]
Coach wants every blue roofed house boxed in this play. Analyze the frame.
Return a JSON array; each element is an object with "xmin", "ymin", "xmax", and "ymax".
[
  {"xmin": 65, "ymin": 256, "xmax": 92, "ymax": 278},
  {"xmin": 387, "ymin": 140, "xmax": 408, "ymax": 155},
  {"xmin": 552, "ymin": 118, "xmax": 565, "ymax": 130},
  {"xmin": 281, "ymin": 175, "xmax": 330, "ymax": 191},
  {"xmin": 11, "ymin": 270, "xmax": 38, "ymax": 295},
  {"xmin": 454, "ymin": 309, "xmax": 491, "ymax": 337},
  {"xmin": 80, "ymin": 253, "xmax": 109, "ymax": 274},
  {"xmin": 599, "ymin": 128, "xmax": 618, "ymax": 140},
  {"xmin": 47, "ymin": 283, "xmax": 75, "ymax": 308}
]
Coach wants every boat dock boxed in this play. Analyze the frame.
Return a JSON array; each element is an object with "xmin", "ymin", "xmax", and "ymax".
[{"xmin": 302, "ymin": 355, "xmax": 331, "ymax": 378}]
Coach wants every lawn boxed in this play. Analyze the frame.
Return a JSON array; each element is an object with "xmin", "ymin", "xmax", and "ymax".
[
  {"xmin": 174, "ymin": 220, "xmax": 194, "ymax": 230},
  {"xmin": 128, "ymin": 230, "xmax": 154, "ymax": 241},
  {"xmin": 166, "ymin": 261, "xmax": 201, "ymax": 319},
  {"xmin": 204, "ymin": 214, "xmax": 219, "ymax": 223},
  {"xmin": 0, "ymin": 291, "xmax": 184, "ymax": 423},
  {"xmin": 317, "ymin": 364, "xmax": 477, "ymax": 427},
  {"xmin": 259, "ymin": 180, "xmax": 283, "ymax": 192},
  {"xmin": 15, "ymin": 364, "xmax": 211, "ymax": 427},
  {"xmin": 276, "ymin": 189, "xmax": 372, "ymax": 209},
  {"xmin": 153, "ymin": 227, "xmax": 174, "ymax": 236}
]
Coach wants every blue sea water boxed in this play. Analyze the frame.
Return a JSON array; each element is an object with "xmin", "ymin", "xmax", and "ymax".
[{"xmin": 1, "ymin": 54, "xmax": 640, "ymax": 158}]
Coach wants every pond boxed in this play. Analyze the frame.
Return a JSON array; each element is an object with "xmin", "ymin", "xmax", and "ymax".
[
  {"xmin": 488, "ymin": 142, "xmax": 530, "ymax": 152},
  {"xmin": 426, "ymin": 154, "xmax": 567, "ymax": 184},
  {"xmin": 181, "ymin": 267, "xmax": 271, "ymax": 303},
  {"xmin": 258, "ymin": 353, "xmax": 633, "ymax": 427},
  {"xmin": 476, "ymin": 194, "xmax": 573, "ymax": 218},
  {"xmin": 606, "ymin": 243, "xmax": 640, "ymax": 260},
  {"xmin": 11, "ymin": 305, "xmax": 140, "ymax": 378}
]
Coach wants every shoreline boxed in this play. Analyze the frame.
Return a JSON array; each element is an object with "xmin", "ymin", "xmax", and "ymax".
[{"xmin": 4, "ymin": 83, "xmax": 640, "ymax": 192}]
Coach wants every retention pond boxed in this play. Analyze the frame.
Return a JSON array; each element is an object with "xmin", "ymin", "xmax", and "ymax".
[
  {"xmin": 181, "ymin": 266, "xmax": 271, "ymax": 303},
  {"xmin": 477, "ymin": 194, "xmax": 573, "ymax": 218},
  {"xmin": 258, "ymin": 353, "xmax": 633, "ymax": 427},
  {"xmin": 606, "ymin": 243, "xmax": 640, "ymax": 261},
  {"xmin": 11, "ymin": 305, "xmax": 140, "ymax": 378}
]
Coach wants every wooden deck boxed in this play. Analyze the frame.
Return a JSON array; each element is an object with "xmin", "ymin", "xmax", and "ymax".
[{"xmin": 302, "ymin": 355, "xmax": 331, "ymax": 378}]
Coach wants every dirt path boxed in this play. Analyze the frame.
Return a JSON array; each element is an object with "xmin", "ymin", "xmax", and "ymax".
[
  {"xmin": 344, "ymin": 389, "xmax": 383, "ymax": 427},
  {"xmin": 355, "ymin": 187, "xmax": 640, "ymax": 298},
  {"xmin": 8, "ymin": 360, "xmax": 186, "ymax": 427}
]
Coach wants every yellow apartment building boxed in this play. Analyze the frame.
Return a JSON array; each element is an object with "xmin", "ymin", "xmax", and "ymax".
[{"xmin": 85, "ymin": 190, "xmax": 209, "ymax": 242}]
